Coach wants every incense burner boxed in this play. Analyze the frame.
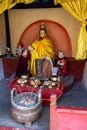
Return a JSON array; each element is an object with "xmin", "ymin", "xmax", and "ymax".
[{"xmin": 11, "ymin": 88, "xmax": 42, "ymax": 126}]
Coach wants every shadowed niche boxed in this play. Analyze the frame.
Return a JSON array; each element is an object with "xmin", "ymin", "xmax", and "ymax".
[{"xmin": 17, "ymin": 19, "xmax": 72, "ymax": 57}]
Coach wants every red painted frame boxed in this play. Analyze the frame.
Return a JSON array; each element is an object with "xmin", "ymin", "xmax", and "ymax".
[
  {"xmin": 0, "ymin": 126, "xmax": 33, "ymax": 130},
  {"xmin": 50, "ymin": 94, "xmax": 87, "ymax": 130}
]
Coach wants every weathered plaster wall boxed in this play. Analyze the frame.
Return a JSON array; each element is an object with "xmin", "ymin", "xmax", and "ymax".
[
  {"xmin": 0, "ymin": 13, "xmax": 6, "ymax": 55},
  {"xmin": 8, "ymin": 8, "xmax": 81, "ymax": 56}
]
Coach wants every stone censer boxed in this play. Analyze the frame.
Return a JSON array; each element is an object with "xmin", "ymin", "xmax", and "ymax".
[{"xmin": 11, "ymin": 88, "xmax": 42, "ymax": 126}]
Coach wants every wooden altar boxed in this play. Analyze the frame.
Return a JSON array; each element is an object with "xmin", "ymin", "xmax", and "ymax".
[
  {"xmin": 9, "ymin": 77, "xmax": 64, "ymax": 105},
  {"xmin": 9, "ymin": 74, "xmax": 74, "ymax": 105}
]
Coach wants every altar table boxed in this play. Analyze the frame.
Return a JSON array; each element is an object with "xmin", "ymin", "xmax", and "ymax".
[{"xmin": 9, "ymin": 78, "xmax": 64, "ymax": 105}]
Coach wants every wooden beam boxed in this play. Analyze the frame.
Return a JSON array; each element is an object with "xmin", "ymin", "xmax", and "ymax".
[
  {"xmin": 12, "ymin": 2, "xmax": 61, "ymax": 9},
  {"xmin": 4, "ymin": 10, "xmax": 11, "ymax": 48}
]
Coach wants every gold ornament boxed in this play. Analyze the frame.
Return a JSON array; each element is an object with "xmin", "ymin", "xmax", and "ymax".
[{"xmin": 40, "ymin": 23, "xmax": 46, "ymax": 31}]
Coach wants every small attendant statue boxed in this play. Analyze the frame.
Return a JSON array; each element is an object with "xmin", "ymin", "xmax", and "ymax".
[
  {"xmin": 15, "ymin": 49, "xmax": 31, "ymax": 78},
  {"xmin": 57, "ymin": 50, "xmax": 67, "ymax": 79},
  {"xmin": 6, "ymin": 47, "xmax": 12, "ymax": 58},
  {"xmin": 15, "ymin": 45, "xmax": 24, "ymax": 58}
]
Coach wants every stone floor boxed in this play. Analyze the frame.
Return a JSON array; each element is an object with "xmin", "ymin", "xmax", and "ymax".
[
  {"xmin": 0, "ymin": 76, "xmax": 87, "ymax": 130},
  {"xmin": 57, "ymin": 81, "xmax": 87, "ymax": 107}
]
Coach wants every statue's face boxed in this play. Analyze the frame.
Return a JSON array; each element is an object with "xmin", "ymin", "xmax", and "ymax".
[
  {"xmin": 22, "ymin": 49, "xmax": 28, "ymax": 56},
  {"xmin": 58, "ymin": 51, "xmax": 64, "ymax": 58},
  {"xmin": 39, "ymin": 30, "xmax": 46, "ymax": 38}
]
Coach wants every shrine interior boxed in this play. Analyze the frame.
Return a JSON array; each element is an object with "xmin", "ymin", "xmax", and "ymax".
[
  {"xmin": 0, "ymin": 60, "xmax": 87, "ymax": 130},
  {"xmin": 0, "ymin": 0, "xmax": 87, "ymax": 130}
]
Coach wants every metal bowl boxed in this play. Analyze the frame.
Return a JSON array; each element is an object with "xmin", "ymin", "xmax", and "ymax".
[
  {"xmin": 51, "ymin": 76, "xmax": 58, "ymax": 82},
  {"xmin": 21, "ymin": 74, "xmax": 29, "ymax": 79},
  {"xmin": 51, "ymin": 81, "xmax": 56, "ymax": 86},
  {"xmin": 17, "ymin": 78, "xmax": 28, "ymax": 84}
]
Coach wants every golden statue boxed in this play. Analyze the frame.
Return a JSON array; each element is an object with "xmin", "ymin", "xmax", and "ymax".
[{"xmin": 28, "ymin": 23, "xmax": 55, "ymax": 77}]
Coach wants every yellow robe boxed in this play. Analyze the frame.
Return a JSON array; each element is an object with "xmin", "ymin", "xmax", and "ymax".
[{"xmin": 30, "ymin": 36, "xmax": 55, "ymax": 76}]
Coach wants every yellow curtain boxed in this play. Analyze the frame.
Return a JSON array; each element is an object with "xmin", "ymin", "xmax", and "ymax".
[
  {"xmin": 54, "ymin": 0, "xmax": 87, "ymax": 59},
  {"xmin": 0, "ymin": 0, "xmax": 35, "ymax": 14}
]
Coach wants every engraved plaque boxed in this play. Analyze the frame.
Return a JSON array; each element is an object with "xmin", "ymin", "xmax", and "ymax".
[{"xmin": 35, "ymin": 59, "xmax": 42, "ymax": 78}]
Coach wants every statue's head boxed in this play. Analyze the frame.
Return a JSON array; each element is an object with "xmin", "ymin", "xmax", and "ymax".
[
  {"xmin": 39, "ymin": 23, "xmax": 46, "ymax": 38},
  {"xmin": 28, "ymin": 45, "xmax": 34, "ymax": 54},
  {"xmin": 58, "ymin": 50, "xmax": 65, "ymax": 59}
]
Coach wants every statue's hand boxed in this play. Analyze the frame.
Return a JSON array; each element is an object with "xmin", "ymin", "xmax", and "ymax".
[{"xmin": 41, "ymin": 56, "xmax": 47, "ymax": 59}]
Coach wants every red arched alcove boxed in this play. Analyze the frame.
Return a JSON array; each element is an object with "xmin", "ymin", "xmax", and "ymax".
[{"xmin": 18, "ymin": 19, "xmax": 72, "ymax": 57}]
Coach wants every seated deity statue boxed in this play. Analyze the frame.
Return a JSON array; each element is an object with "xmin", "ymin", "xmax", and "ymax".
[{"xmin": 28, "ymin": 23, "xmax": 55, "ymax": 78}]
